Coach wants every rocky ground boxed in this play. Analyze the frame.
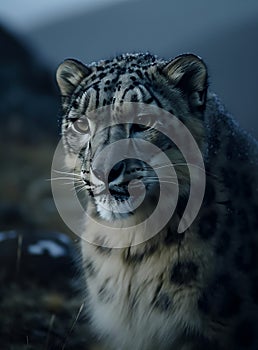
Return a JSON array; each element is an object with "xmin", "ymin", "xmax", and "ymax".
[{"xmin": 0, "ymin": 230, "xmax": 96, "ymax": 349}]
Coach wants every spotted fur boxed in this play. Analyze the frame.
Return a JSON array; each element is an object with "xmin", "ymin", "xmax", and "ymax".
[{"xmin": 56, "ymin": 53, "xmax": 258, "ymax": 350}]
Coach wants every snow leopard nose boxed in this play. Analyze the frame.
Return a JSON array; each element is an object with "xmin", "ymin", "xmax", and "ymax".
[
  {"xmin": 108, "ymin": 161, "xmax": 126, "ymax": 184},
  {"xmin": 92, "ymin": 161, "xmax": 125, "ymax": 184}
]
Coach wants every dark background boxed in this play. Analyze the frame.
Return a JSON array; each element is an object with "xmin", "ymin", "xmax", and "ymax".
[{"xmin": 1, "ymin": 0, "xmax": 258, "ymax": 234}]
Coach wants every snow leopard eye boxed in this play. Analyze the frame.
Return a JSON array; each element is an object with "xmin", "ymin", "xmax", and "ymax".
[{"xmin": 72, "ymin": 117, "xmax": 89, "ymax": 134}]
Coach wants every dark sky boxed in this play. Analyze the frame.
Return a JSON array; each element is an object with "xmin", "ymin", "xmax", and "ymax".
[{"xmin": 22, "ymin": 0, "xmax": 258, "ymax": 137}]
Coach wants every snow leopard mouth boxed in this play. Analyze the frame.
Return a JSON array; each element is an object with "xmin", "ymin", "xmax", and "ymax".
[
  {"xmin": 96, "ymin": 184, "xmax": 130, "ymax": 201},
  {"xmin": 109, "ymin": 185, "xmax": 131, "ymax": 200},
  {"xmin": 93, "ymin": 178, "xmax": 147, "ymax": 219},
  {"xmin": 87, "ymin": 160, "xmax": 149, "ymax": 217}
]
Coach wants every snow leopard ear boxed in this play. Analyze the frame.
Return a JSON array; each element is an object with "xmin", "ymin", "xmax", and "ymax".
[
  {"xmin": 163, "ymin": 54, "xmax": 208, "ymax": 110},
  {"xmin": 56, "ymin": 59, "xmax": 91, "ymax": 96}
]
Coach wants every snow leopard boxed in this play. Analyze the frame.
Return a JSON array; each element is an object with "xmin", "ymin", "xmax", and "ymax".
[{"xmin": 55, "ymin": 53, "xmax": 258, "ymax": 350}]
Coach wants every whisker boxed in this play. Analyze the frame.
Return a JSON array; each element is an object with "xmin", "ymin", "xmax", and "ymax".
[
  {"xmin": 152, "ymin": 162, "xmax": 204, "ymax": 171},
  {"xmin": 61, "ymin": 303, "xmax": 84, "ymax": 350},
  {"xmin": 46, "ymin": 177, "xmax": 81, "ymax": 182},
  {"xmin": 52, "ymin": 169, "xmax": 81, "ymax": 178},
  {"xmin": 145, "ymin": 176, "xmax": 177, "ymax": 180},
  {"xmin": 159, "ymin": 180, "xmax": 178, "ymax": 185},
  {"xmin": 151, "ymin": 162, "xmax": 217, "ymax": 178},
  {"xmin": 73, "ymin": 180, "xmax": 89, "ymax": 188},
  {"xmin": 145, "ymin": 179, "xmax": 178, "ymax": 185},
  {"xmin": 145, "ymin": 176, "xmax": 178, "ymax": 182},
  {"xmin": 74, "ymin": 183, "xmax": 87, "ymax": 189},
  {"xmin": 61, "ymin": 181, "xmax": 81, "ymax": 186},
  {"xmin": 76, "ymin": 186, "xmax": 89, "ymax": 194}
]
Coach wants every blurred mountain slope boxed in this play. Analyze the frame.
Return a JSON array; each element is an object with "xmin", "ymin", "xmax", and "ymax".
[
  {"xmin": 0, "ymin": 25, "xmax": 59, "ymax": 143},
  {"xmin": 0, "ymin": 25, "xmax": 64, "ymax": 232},
  {"xmin": 25, "ymin": 0, "xmax": 258, "ymax": 136}
]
